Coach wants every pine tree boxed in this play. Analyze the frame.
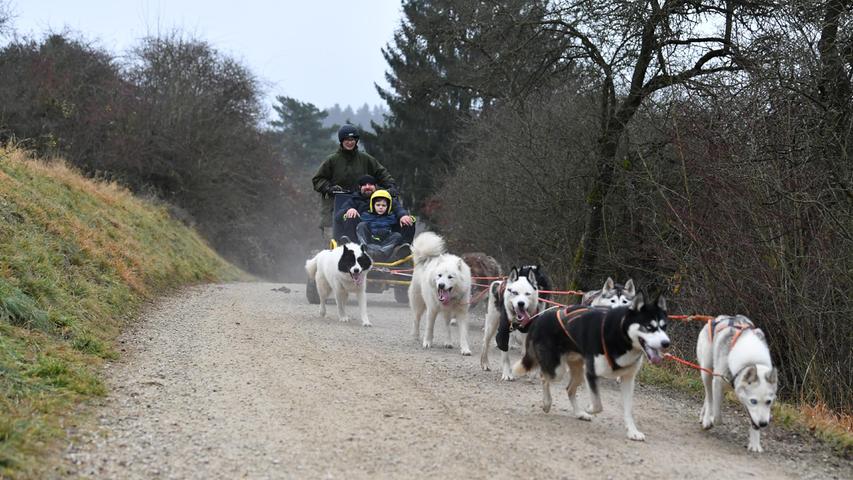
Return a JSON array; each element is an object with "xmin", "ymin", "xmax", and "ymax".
[{"xmin": 270, "ymin": 96, "xmax": 337, "ymax": 171}]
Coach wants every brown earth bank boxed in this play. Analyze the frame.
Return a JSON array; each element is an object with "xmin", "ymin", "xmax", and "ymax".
[{"xmin": 49, "ymin": 283, "xmax": 851, "ymax": 479}]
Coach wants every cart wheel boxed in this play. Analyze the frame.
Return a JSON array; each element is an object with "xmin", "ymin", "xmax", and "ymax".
[
  {"xmin": 306, "ymin": 278, "xmax": 320, "ymax": 304},
  {"xmin": 394, "ymin": 286, "xmax": 409, "ymax": 304}
]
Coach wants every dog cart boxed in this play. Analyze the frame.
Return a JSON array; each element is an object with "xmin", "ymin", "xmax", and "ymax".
[{"xmin": 306, "ymin": 191, "xmax": 415, "ymax": 305}]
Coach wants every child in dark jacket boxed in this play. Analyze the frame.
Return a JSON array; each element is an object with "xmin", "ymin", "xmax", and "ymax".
[{"xmin": 356, "ymin": 189, "xmax": 405, "ymax": 259}]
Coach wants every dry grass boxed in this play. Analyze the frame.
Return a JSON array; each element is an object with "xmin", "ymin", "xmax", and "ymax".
[{"xmin": 0, "ymin": 146, "xmax": 242, "ymax": 477}]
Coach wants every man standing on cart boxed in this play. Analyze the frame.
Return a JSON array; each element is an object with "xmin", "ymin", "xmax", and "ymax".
[{"xmin": 312, "ymin": 124, "xmax": 397, "ymax": 240}]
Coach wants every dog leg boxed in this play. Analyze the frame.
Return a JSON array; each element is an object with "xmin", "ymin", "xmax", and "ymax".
[
  {"xmin": 423, "ymin": 307, "xmax": 438, "ymax": 349},
  {"xmin": 712, "ymin": 375, "xmax": 725, "ymax": 426},
  {"xmin": 456, "ymin": 312, "xmax": 471, "ymax": 356},
  {"xmin": 621, "ymin": 373, "xmax": 645, "ymax": 441},
  {"xmin": 700, "ymin": 370, "xmax": 714, "ymax": 429},
  {"xmin": 541, "ymin": 375, "xmax": 553, "ymax": 413},
  {"xmin": 480, "ymin": 310, "xmax": 499, "ymax": 371},
  {"xmin": 334, "ymin": 288, "xmax": 349, "ymax": 322},
  {"xmin": 748, "ymin": 426, "xmax": 763, "ymax": 453},
  {"xmin": 499, "ymin": 350, "xmax": 514, "ymax": 381},
  {"xmin": 442, "ymin": 312, "xmax": 454, "ymax": 349},
  {"xmin": 316, "ymin": 277, "xmax": 330, "ymax": 318},
  {"xmin": 357, "ymin": 287, "xmax": 371, "ymax": 327},
  {"xmin": 566, "ymin": 360, "xmax": 592, "ymax": 421},
  {"xmin": 584, "ymin": 357, "xmax": 603, "ymax": 414}
]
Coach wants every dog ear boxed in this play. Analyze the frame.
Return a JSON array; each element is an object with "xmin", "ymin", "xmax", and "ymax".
[
  {"xmin": 630, "ymin": 293, "xmax": 644, "ymax": 311},
  {"xmin": 603, "ymin": 277, "xmax": 614, "ymax": 291},
  {"xmin": 656, "ymin": 295, "xmax": 667, "ymax": 311},
  {"xmin": 624, "ymin": 279, "xmax": 635, "ymax": 296},
  {"xmin": 743, "ymin": 365, "xmax": 758, "ymax": 384},
  {"xmin": 527, "ymin": 268, "xmax": 538, "ymax": 288},
  {"xmin": 753, "ymin": 328, "xmax": 766, "ymax": 341},
  {"xmin": 766, "ymin": 368, "xmax": 778, "ymax": 385},
  {"xmin": 509, "ymin": 267, "xmax": 519, "ymax": 282}
]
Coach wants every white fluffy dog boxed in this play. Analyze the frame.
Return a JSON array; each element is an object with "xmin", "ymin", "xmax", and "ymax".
[
  {"xmin": 408, "ymin": 232, "xmax": 473, "ymax": 355},
  {"xmin": 305, "ymin": 242, "xmax": 373, "ymax": 326},
  {"xmin": 697, "ymin": 314, "xmax": 778, "ymax": 452}
]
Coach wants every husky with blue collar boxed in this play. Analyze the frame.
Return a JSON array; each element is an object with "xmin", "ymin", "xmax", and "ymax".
[{"xmin": 697, "ymin": 314, "xmax": 778, "ymax": 452}]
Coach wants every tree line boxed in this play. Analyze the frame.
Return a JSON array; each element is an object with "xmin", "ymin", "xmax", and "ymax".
[
  {"xmin": 374, "ymin": 0, "xmax": 851, "ymax": 412},
  {"xmin": 0, "ymin": 28, "xmax": 351, "ymax": 279}
]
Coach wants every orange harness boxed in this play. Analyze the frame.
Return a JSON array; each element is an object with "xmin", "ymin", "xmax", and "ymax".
[
  {"xmin": 556, "ymin": 306, "xmax": 621, "ymax": 370},
  {"xmin": 707, "ymin": 316, "xmax": 754, "ymax": 348}
]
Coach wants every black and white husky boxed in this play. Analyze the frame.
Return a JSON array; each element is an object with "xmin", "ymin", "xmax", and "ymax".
[
  {"xmin": 480, "ymin": 266, "xmax": 542, "ymax": 380},
  {"xmin": 582, "ymin": 277, "xmax": 636, "ymax": 308},
  {"xmin": 513, "ymin": 294, "xmax": 670, "ymax": 440},
  {"xmin": 697, "ymin": 315, "xmax": 778, "ymax": 452},
  {"xmin": 304, "ymin": 243, "xmax": 373, "ymax": 326}
]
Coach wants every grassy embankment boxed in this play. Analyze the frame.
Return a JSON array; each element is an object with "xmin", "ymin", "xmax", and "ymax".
[{"xmin": 0, "ymin": 147, "xmax": 242, "ymax": 477}]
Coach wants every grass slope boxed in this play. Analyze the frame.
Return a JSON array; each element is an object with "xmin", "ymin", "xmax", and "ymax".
[{"xmin": 0, "ymin": 147, "xmax": 241, "ymax": 477}]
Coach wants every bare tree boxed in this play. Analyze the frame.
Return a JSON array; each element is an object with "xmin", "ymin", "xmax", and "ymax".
[{"xmin": 536, "ymin": 1, "xmax": 777, "ymax": 286}]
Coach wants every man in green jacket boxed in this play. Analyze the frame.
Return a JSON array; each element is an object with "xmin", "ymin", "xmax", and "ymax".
[{"xmin": 312, "ymin": 124, "xmax": 396, "ymax": 239}]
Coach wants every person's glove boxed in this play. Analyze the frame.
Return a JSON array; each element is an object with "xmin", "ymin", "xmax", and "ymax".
[
  {"xmin": 386, "ymin": 184, "xmax": 400, "ymax": 197},
  {"xmin": 330, "ymin": 185, "xmax": 345, "ymax": 193}
]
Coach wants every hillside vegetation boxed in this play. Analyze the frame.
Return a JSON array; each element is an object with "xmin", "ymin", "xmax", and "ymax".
[{"xmin": 0, "ymin": 147, "xmax": 240, "ymax": 476}]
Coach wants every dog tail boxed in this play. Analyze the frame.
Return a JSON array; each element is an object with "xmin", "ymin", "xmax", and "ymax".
[
  {"xmin": 512, "ymin": 343, "xmax": 537, "ymax": 377},
  {"xmin": 411, "ymin": 231, "xmax": 445, "ymax": 265},
  {"xmin": 305, "ymin": 254, "xmax": 318, "ymax": 279}
]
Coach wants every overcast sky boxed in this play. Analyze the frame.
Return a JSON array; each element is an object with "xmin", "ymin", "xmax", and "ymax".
[{"xmin": 9, "ymin": 1, "xmax": 403, "ymax": 114}]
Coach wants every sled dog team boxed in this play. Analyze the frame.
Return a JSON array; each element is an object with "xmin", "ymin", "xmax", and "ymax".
[{"xmin": 305, "ymin": 231, "xmax": 778, "ymax": 453}]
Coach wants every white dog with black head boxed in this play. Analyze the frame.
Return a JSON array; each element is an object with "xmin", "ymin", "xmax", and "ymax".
[{"xmin": 305, "ymin": 242, "xmax": 373, "ymax": 326}]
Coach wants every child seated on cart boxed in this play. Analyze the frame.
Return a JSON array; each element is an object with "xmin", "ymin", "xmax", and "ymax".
[{"xmin": 356, "ymin": 189, "xmax": 411, "ymax": 260}]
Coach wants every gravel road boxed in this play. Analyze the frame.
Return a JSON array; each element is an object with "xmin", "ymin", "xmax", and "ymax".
[{"xmin": 52, "ymin": 282, "xmax": 850, "ymax": 479}]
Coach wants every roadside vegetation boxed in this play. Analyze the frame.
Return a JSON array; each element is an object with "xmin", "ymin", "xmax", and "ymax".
[{"xmin": 0, "ymin": 147, "xmax": 240, "ymax": 477}]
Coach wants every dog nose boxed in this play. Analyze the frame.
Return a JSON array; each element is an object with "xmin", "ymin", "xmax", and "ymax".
[
  {"xmin": 518, "ymin": 301, "xmax": 526, "ymax": 310},
  {"xmin": 661, "ymin": 339, "xmax": 670, "ymax": 349},
  {"xmin": 353, "ymin": 267, "xmax": 361, "ymax": 274},
  {"xmin": 759, "ymin": 420, "xmax": 768, "ymax": 428},
  {"xmin": 438, "ymin": 282, "xmax": 445, "ymax": 290}
]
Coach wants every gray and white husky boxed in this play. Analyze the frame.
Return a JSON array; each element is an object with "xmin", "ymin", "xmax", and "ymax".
[
  {"xmin": 696, "ymin": 314, "xmax": 778, "ymax": 452},
  {"xmin": 582, "ymin": 277, "xmax": 636, "ymax": 308},
  {"xmin": 480, "ymin": 266, "xmax": 540, "ymax": 380}
]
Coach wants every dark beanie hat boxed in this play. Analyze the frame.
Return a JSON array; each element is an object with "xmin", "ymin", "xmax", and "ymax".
[{"xmin": 358, "ymin": 175, "xmax": 377, "ymax": 186}]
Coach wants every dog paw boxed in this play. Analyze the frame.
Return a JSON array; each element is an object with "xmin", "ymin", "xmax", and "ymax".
[
  {"xmin": 542, "ymin": 403, "xmax": 551, "ymax": 413},
  {"xmin": 460, "ymin": 348, "xmax": 471, "ymax": 356},
  {"xmin": 422, "ymin": 340, "xmax": 432, "ymax": 349},
  {"xmin": 338, "ymin": 316, "xmax": 350, "ymax": 323},
  {"xmin": 361, "ymin": 320, "xmax": 372, "ymax": 327},
  {"xmin": 444, "ymin": 342, "xmax": 454, "ymax": 349},
  {"xmin": 480, "ymin": 360, "xmax": 490, "ymax": 371},
  {"xmin": 585, "ymin": 404, "xmax": 603, "ymax": 415},
  {"xmin": 575, "ymin": 412, "xmax": 593, "ymax": 421},
  {"xmin": 701, "ymin": 418, "xmax": 714, "ymax": 430},
  {"xmin": 500, "ymin": 372, "xmax": 515, "ymax": 381},
  {"xmin": 747, "ymin": 443, "xmax": 763, "ymax": 453},
  {"xmin": 627, "ymin": 429, "xmax": 646, "ymax": 441}
]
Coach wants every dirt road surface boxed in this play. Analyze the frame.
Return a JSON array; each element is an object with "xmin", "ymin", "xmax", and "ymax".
[{"xmin": 53, "ymin": 282, "xmax": 850, "ymax": 479}]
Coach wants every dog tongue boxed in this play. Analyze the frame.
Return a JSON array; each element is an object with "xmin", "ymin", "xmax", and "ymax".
[
  {"xmin": 644, "ymin": 345, "xmax": 663, "ymax": 365},
  {"xmin": 516, "ymin": 308, "xmax": 530, "ymax": 324},
  {"xmin": 438, "ymin": 288, "xmax": 450, "ymax": 304},
  {"xmin": 351, "ymin": 272, "xmax": 363, "ymax": 285}
]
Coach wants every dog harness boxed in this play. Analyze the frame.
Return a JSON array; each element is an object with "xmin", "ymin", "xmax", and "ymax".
[
  {"xmin": 707, "ymin": 316, "xmax": 755, "ymax": 348},
  {"xmin": 708, "ymin": 316, "xmax": 758, "ymax": 385},
  {"xmin": 556, "ymin": 306, "xmax": 630, "ymax": 371}
]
